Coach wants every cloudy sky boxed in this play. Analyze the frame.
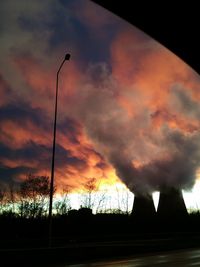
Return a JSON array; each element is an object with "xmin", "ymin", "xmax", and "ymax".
[{"xmin": 1, "ymin": 0, "xmax": 200, "ymax": 203}]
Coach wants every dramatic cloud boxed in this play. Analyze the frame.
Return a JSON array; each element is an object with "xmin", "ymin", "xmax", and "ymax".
[
  {"xmin": 70, "ymin": 61, "xmax": 200, "ymax": 195},
  {"xmin": 1, "ymin": 0, "xmax": 200, "ymax": 195}
]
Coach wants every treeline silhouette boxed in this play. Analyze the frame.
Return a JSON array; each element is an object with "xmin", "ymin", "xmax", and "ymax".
[
  {"xmin": 1, "ymin": 174, "xmax": 200, "ymax": 252},
  {"xmin": 1, "ymin": 175, "xmax": 200, "ymax": 266},
  {"xmin": 0, "ymin": 175, "xmax": 133, "ymax": 218},
  {"xmin": 0, "ymin": 174, "xmax": 53, "ymax": 218}
]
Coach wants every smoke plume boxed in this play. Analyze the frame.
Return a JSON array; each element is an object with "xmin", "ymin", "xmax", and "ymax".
[{"xmin": 69, "ymin": 63, "xmax": 200, "ymax": 195}]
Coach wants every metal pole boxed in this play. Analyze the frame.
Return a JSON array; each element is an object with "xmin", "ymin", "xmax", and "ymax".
[{"xmin": 49, "ymin": 53, "xmax": 71, "ymax": 247}]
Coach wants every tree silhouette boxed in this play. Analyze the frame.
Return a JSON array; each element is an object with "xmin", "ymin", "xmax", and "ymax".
[
  {"xmin": 0, "ymin": 188, "xmax": 6, "ymax": 213},
  {"xmin": 18, "ymin": 174, "xmax": 51, "ymax": 218},
  {"xmin": 54, "ymin": 186, "xmax": 71, "ymax": 215},
  {"xmin": 81, "ymin": 178, "xmax": 97, "ymax": 210}
]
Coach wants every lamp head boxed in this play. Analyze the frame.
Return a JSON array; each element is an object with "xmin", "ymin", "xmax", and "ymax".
[{"xmin": 65, "ymin": 53, "xmax": 71, "ymax": 61}]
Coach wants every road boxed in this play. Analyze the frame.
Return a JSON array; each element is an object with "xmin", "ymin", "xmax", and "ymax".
[{"xmin": 68, "ymin": 248, "xmax": 200, "ymax": 267}]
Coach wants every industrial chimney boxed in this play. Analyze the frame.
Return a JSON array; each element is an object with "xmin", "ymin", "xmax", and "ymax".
[
  {"xmin": 157, "ymin": 187, "xmax": 188, "ymax": 218},
  {"xmin": 131, "ymin": 193, "xmax": 156, "ymax": 218}
]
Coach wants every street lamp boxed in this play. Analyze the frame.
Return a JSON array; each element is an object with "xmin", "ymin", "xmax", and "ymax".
[{"xmin": 49, "ymin": 53, "xmax": 71, "ymax": 247}]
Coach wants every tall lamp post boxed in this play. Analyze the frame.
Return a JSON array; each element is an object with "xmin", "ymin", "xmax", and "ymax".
[{"xmin": 49, "ymin": 53, "xmax": 71, "ymax": 247}]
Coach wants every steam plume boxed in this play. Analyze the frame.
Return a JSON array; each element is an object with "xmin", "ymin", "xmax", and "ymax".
[{"xmin": 70, "ymin": 63, "xmax": 200, "ymax": 195}]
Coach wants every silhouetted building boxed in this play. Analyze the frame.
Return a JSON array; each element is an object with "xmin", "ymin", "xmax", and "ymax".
[
  {"xmin": 68, "ymin": 209, "xmax": 78, "ymax": 217},
  {"xmin": 78, "ymin": 207, "xmax": 93, "ymax": 217},
  {"xmin": 131, "ymin": 193, "xmax": 156, "ymax": 218},
  {"xmin": 157, "ymin": 187, "xmax": 188, "ymax": 217}
]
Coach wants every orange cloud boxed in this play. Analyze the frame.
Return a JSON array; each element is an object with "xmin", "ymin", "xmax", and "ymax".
[
  {"xmin": 111, "ymin": 28, "xmax": 199, "ymax": 112},
  {"xmin": 2, "ymin": 18, "xmax": 200, "ymax": 194},
  {"xmin": 13, "ymin": 54, "xmax": 81, "ymax": 115},
  {"xmin": 0, "ymin": 120, "xmax": 50, "ymax": 149},
  {"xmin": 151, "ymin": 109, "xmax": 200, "ymax": 133}
]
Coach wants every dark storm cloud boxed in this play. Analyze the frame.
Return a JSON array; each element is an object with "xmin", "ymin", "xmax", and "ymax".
[
  {"xmin": 0, "ymin": 140, "xmax": 87, "ymax": 183},
  {"xmin": 59, "ymin": 0, "xmax": 123, "ymax": 66},
  {"xmin": 0, "ymin": 102, "xmax": 50, "ymax": 129},
  {"xmin": 0, "ymin": 165, "xmax": 34, "ymax": 184},
  {"xmin": 57, "ymin": 117, "xmax": 82, "ymax": 145},
  {"xmin": 17, "ymin": 0, "xmax": 71, "ymax": 49},
  {"xmin": 0, "ymin": 141, "xmax": 50, "ymax": 166},
  {"xmin": 55, "ymin": 143, "xmax": 87, "ymax": 170},
  {"xmin": 14, "ymin": 0, "xmax": 119, "ymax": 66},
  {"xmin": 2, "ymin": 0, "xmax": 200, "ymax": 194},
  {"xmin": 0, "ymin": 0, "xmax": 125, "ymax": 187},
  {"xmin": 0, "ymin": 99, "xmax": 88, "ymax": 182}
]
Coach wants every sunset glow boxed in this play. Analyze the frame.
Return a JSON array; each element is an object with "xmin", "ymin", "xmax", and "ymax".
[{"xmin": 1, "ymin": 0, "xmax": 200, "ymax": 211}]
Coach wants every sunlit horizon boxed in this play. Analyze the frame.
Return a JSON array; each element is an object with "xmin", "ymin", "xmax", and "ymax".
[{"xmin": 54, "ymin": 180, "xmax": 200, "ymax": 214}]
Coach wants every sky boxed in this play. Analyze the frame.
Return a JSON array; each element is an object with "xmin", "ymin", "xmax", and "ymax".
[{"xmin": 1, "ymin": 0, "xmax": 200, "ymax": 210}]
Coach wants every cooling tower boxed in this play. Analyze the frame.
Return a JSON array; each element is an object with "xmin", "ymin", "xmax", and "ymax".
[
  {"xmin": 131, "ymin": 193, "xmax": 156, "ymax": 217},
  {"xmin": 157, "ymin": 187, "xmax": 188, "ymax": 217}
]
